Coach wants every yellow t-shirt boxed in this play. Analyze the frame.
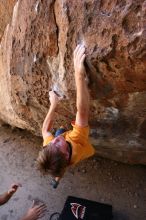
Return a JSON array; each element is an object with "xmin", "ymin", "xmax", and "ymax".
[{"xmin": 43, "ymin": 122, "xmax": 95, "ymax": 165}]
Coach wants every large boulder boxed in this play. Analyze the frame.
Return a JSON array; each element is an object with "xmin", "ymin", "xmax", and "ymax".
[
  {"xmin": 0, "ymin": 0, "xmax": 16, "ymax": 41},
  {"xmin": 0, "ymin": 0, "xmax": 146, "ymax": 164}
]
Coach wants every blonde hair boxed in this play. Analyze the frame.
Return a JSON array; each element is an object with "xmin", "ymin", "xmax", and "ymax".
[{"xmin": 36, "ymin": 143, "xmax": 68, "ymax": 177}]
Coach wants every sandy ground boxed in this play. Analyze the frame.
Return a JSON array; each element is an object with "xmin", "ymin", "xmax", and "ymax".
[{"xmin": 0, "ymin": 125, "xmax": 146, "ymax": 220}]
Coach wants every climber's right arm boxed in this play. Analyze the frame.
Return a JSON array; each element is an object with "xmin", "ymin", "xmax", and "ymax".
[{"xmin": 42, "ymin": 91, "xmax": 60, "ymax": 139}]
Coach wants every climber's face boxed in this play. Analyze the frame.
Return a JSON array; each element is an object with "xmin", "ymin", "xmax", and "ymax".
[{"xmin": 51, "ymin": 136, "xmax": 69, "ymax": 160}]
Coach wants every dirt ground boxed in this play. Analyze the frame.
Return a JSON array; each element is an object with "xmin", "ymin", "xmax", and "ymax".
[{"xmin": 0, "ymin": 125, "xmax": 146, "ymax": 220}]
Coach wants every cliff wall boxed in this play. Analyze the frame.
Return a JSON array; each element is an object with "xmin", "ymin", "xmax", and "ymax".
[{"xmin": 0, "ymin": 0, "xmax": 146, "ymax": 164}]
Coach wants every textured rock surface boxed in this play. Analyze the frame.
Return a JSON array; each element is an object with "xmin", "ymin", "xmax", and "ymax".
[
  {"xmin": 0, "ymin": 0, "xmax": 16, "ymax": 41},
  {"xmin": 0, "ymin": 0, "xmax": 146, "ymax": 164}
]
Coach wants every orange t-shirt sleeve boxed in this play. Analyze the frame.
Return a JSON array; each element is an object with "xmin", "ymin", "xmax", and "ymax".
[
  {"xmin": 43, "ymin": 134, "xmax": 54, "ymax": 146},
  {"xmin": 65, "ymin": 122, "xmax": 95, "ymax": 165},
  {"xmin": 71, "ymin": 121, "xmax": 90, "ymax": 139}
]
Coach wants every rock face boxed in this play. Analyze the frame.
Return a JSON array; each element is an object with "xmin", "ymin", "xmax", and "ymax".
[
  {"xmin": 0, "ymin": 0, "xmax": 16, "ymax": 41},
  {"xmin": 0, "ymin": 0, "xmax": 146, "ymax": 164}
]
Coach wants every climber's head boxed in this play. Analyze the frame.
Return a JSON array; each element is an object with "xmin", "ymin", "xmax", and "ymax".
[{"xmin": 37, "ymin": 136, "xmax": 69, "ymax": 177}]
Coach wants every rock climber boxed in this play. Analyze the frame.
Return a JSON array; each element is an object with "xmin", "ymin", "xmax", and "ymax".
[{"xmin": 37, "ymin": 44, "xmax": 95, "ymax": 188}]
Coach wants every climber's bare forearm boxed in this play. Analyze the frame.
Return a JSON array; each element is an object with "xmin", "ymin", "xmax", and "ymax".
[
  {"xmin": 42, "ymin": 105, "xmax": 56, "ymax": 139},
  {"xmin": 74, "ymin": 45, "xmax": 90, "ymax": 127},
  {"xmin": 42, "ymin": 91, "xmax": 60, "ymax": 139},
  {"xmin": 76, "ymin": 73, "xmax": 88, "ymax": 105},
  {"xmin": 75, "ymin": 74, "xmax": 89, "ymax": 126}
]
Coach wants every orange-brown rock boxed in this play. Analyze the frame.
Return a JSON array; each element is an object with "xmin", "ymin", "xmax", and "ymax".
[
  {"xmin": 0, "ymin": 0, "xmax": 16, "ymax": 41},
  {"xmin": 0, "ymin": 0, "xmax": 146, "ymax": 164}
]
